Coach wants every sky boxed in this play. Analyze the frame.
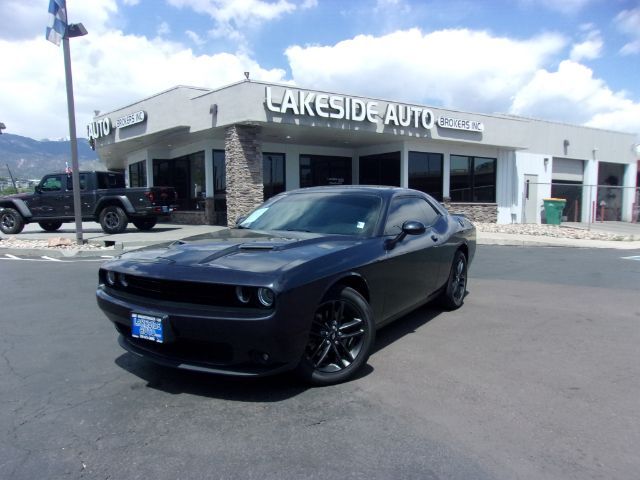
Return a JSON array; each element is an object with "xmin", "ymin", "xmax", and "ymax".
[{"xmin": 0, "ymin": 0, "xmax": 639, "ymax": 143}]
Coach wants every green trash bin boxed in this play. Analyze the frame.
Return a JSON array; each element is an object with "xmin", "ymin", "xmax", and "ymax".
[{"xmin": 543, "ymin": 198, "xmax": 566, "ymax": 225}]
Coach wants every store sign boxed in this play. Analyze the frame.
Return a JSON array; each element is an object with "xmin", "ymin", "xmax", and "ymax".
[
  {"xmin": 87, "ymin": 118, "xmax": 112, "ymax": 140},
  {"xmin": 265, "ymin": 87, "xmax": 435, "ymax": 130},
  {"xmin": 115, "ymin": 110, "xmax": 146, "ymax": 129},
  {"xmin": 437, "ymin": 116, "xmax": 484, "ymax": 132}
]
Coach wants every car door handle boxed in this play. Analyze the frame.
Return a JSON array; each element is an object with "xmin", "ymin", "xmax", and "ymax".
[{"xmin": 431, "ymin": 234, "xmax": 438, "ymax": 242}]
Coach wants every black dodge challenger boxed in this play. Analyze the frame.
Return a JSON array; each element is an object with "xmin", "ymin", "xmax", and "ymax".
[{"xmin": 97, "ymin": 186, "xmax": 475, "ymax": 385}]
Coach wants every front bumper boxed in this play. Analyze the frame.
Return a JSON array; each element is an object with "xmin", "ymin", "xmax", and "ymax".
[{"xmin": 96, "ymin": 286, "xmax": 312, "ymax": 376}]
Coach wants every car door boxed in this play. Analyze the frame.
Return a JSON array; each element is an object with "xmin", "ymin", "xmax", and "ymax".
[
  {"xmin": 63, "ymin": 173, "xmax": 92, "ymax": 217},
  {"xmin": 30, "ymin": 175, "xmax": 65, "ymax": 218},
  {"xmin": 380, "ymin": 196, "xmax": 442, "ymax": 319}
]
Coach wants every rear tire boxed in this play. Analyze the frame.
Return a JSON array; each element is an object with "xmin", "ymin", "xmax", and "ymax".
[
  {"xmin": 296, "ymin": 286, "xmax": 375, "ymax": 386},
  {"xmin": 99, "ymin": 206, "xmax": 128, "ymax": 234},
  {"xmin": 0, "ymin": 208, "xmax": 25, "ymax": 234},
  {"xmin": 439, "ymin": 250, "xmax": 468, "ymax": 310},
  {"xmin": 132, "ymin": 218, "xmax": 157, "ymax": 231},
  {"xmin": 38, "ymin": 221, "xmax": 62, "ymax": 232}
]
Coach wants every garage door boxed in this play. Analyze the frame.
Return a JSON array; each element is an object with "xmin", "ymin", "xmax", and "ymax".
[{"xmin": 552, "ymin": 158, "xmax": 584, "ymax": 182}]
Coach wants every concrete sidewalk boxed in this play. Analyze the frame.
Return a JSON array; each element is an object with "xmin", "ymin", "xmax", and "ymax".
[{"xmin": 1, "ymin": 220, "xmax": 639, "ymax": 257}]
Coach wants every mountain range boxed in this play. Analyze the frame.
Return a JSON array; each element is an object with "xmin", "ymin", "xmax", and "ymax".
[{"xmin": 0, "ymin": 133, "xmax": 103, "ymax": 180}]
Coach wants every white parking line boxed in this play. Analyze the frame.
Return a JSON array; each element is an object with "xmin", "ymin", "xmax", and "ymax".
[
  {"xmin": 621, "ymin": 255, "xmax": 640, "ymax": 261},
  {"xmin": 41, "ymin": 256, "xmax": 62, "ymax": 262},
  {"xmin": 4, "ymin": 254, "xmax": 20, "ymax": 259}
]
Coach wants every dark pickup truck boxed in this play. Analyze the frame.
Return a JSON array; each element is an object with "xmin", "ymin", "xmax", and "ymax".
[{"xmin": 0, "ymin": 171, "xmax": 177, "ymax": 235}]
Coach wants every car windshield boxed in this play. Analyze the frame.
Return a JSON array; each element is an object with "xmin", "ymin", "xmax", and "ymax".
[{"xmin": 238, "ymin": 192, "xmax": 382, "ymax": 236}]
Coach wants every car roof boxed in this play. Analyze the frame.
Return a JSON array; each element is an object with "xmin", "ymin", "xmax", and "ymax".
[{"xmin": 282, "ymin": 185, "xmax": 423, "ymax": 199}]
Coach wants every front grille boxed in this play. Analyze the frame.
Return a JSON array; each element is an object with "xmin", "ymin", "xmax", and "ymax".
[{"xmin": 102, "ymin": 271, "xmax": 238, "ymax": 307}]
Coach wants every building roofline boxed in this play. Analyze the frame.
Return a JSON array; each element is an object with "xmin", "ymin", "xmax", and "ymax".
[
  {"xmin": 95, "ymin": 85, "xmax": 212, "ymax": 119},
  {"xmin": 95, "ymin": 80, "xmax": 636, "ymax": 138}
]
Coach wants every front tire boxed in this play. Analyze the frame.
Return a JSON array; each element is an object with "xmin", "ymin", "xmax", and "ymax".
[
  {"xmin": 296, "ymin": 286, "xmax": 375, "ymax": 386},
  {"xmin": 0, "ymin": 208, "xmax": 25, "ymax": 234},
  {"xmin": 439, "ymin": 250, "xmax": 468, "ymax": 310},
  {"xmin": 132, "ymin": 217, "xmax": 157, "ymax": 231},
  {"xmin": 99, "ymin": 206, "xmax": 128, "ymax": 234},
  {"xmin": 38, "ymin": 221, "xmax": 62, "ymax": 232}
]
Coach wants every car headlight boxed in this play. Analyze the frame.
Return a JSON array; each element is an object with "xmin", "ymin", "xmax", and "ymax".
[
  {"xmin": 106, "ymin": 270, "xmax": 116, "ymax": 286},
  {"xmin": 235, "ymin": 286, "xmax": 251, "ymax": 304},
  {"xmin": 257, "ymin": 287, "xmax": 275, "ymax": 307},
  {"xmin": 119, "ymin": 273, "xmax": 128, "ymax": 288}
]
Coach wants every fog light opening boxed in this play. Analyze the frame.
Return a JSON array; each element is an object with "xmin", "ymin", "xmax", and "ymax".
[
  {"xmin": 257, "ymin": 287, "xmax": 274, "ymax": 307},
  {"xmin": 235, "ymin": 286, "xmax": 251, "ymax": 304}
]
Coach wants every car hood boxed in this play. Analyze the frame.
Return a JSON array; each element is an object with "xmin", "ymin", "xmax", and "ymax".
[{"xmin": 115, "ymin": 228, "xmax": 369, "ymax": 277}]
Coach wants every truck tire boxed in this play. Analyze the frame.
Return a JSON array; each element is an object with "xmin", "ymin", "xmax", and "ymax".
[
  {"xmin": 38, "ymin": 221, "xmax": 63, "ymax": 232},
  {"xmin": 132, "ymin": 218, "xmax": 157, "ymax": 231},
  {"xmin": 99, "ymin": 206, "xmax": 128, "ymax": 234},
  {"xmin": 0, "ymin": 208, "xmax": 25, "ymax": 234}
]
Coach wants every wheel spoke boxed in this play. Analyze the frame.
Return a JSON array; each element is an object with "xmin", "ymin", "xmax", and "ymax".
[
  {"xmin": 339, "ymin": 318, "xmax": 362, "ymax": 331},
  {"xmin": 339, "ymin": 328, "xmax": 364, "ymax": 340},
  {"xmin": 336, "ymin": 340, "xmax": 355, "ymax": 362},
  {"xmin": 330, "ymin": 343, "xmax": 347, "ymax": 369},
  {"xmin": 315, "ymin": 341, "xmax": 332, "ymax": 367}
]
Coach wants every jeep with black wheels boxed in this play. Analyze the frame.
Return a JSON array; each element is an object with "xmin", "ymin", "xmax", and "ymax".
[{"xmin": 0, "ymin": 171, "xmax": 177, "ymax": 235}]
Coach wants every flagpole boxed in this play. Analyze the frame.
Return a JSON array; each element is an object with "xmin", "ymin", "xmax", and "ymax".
[{"xmin": 61, "ymin": 26, "xmax": 85, "ymax": 245}]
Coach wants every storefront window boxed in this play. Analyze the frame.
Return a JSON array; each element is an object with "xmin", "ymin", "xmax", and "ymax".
[
  {"xmin": 300, "ymin": 155, "xmax": 352, "ymax": 188},
  {"xmin": 408, "ymin": 152, "xmax": 443, "ymax": 200},
  {"xmin": 263, "ymin": 152, "xmax": 286, "ymax": 200},
  {"xmin": 153, "ymin": 151, "xmax": 204, "ymax": 210},
  {"xmin": 359, "ymin": 152, "xmax": 400, "ymax": 187},
  {"xmin": 450, "ymin": 155, "xmax": 496, "ymax": 202},
  {"xmin": 213, "ymin": 150, "xmax": 226, "ymax": 220},
  {"xmin": 128, "ymin": 160, "xmax": 147, "ymax": 187}
]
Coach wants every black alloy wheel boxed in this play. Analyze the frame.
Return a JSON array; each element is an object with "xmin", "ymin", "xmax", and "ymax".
[
  {"xmin": 99, "ymin": 206, "xmax": 128, "ymax": 234},
  {"xmin": 440, "ymin": 250, "xmax": 467, "ymax": 310},
  {"xmin": 0, "ymin": 208, "xmax": 25, "ymax": 234},
  {"xmin": 132, "ymin": 217, "xmax": 157, "ymax": 231},
  {"xmin": 38, "ymin": 221, "xmax": 63, "ymax": 232},
  {"xmin": 297, "ymin": 286, "xmax": 375, "ymax": 385}
]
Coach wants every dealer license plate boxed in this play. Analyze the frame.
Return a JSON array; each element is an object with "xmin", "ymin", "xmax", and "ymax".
[{"xmin": 131, "ymin": 312, "xmax": 164, "ymax": 343}]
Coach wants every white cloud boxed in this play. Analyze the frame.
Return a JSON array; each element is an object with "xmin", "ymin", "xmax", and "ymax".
[
  {"xmin": 0, "ymin": 32, "xmax": 286, "ymax": 139},
  {"xmin": 157, "ymin": 21, "xmax": 171, "ymax": 36},
  {"xmin": 569, "ymin": 28, "xmax": 602, "ymax": 61},
  {"xmin": 122, "ymin": 0, "xmax": 141, "ymax": 5},
  {"xmin": 0, "ymin": 0, "xmax": 118, "ymax": 40},
  {"xmin": 300, "ymin": 0, "xmax": 318, "ymax": 9},
  {"xmin": 186, "ymin": 29, "xmax": 206, "ymax": 46},
  {"xmin": 510, "ymin": 60, "xmax": 640, "ymax": 133},
  {"xmin": 615, "ymin": 7, "xmax": 640, "ymax": 56},
  {"xmin": 286, "ymin": 28, "xmax": 566, "ymax": 113},
  {"xmin": 167, "ymin": 0, "xmax": 297, "ymax": 45}
]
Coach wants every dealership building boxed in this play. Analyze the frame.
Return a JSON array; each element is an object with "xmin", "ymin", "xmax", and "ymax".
[{"xmin": 89, "ymin": 80, "xmax": 639, "ymax": 225}]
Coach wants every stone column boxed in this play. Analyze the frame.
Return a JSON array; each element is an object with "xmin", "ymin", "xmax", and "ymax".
[{"xmin": 225, "ymin": 124, "xmax": 263, "ymax": 226}]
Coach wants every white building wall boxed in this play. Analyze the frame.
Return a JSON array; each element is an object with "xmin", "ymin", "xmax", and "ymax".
[
  {"xmin": 622, "ymin": 162, "xmax": 638, "ymax": 221},
  {"xmin": 496, "ymin": 150, "xmax": 518, "ymax": 224},
  {"xmin": 514, "ymin": 152, "xmax": 553, "ymax": 224}
]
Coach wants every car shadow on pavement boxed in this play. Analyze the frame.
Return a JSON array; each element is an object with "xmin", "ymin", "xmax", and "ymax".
[
  {"xmin": 113, "ymin": 295, "xmax": 467, "ymax": 400},
  {"xmin": 114, "ymin": 353, "xmax": 311, "ymax": 401},
  {"xmin": 372, "ymin": 303, "xmax": 443, "ymax": 355}
]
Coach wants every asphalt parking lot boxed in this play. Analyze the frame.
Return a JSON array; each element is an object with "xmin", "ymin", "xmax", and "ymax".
[{"xmin": 1, "ymin": 245, "xmax": 639, "ymax": 479}]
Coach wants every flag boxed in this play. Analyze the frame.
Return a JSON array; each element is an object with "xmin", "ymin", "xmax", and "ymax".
[{"xmin": 46, "ymin": 0, "xmax": 67, "ymax": 46}]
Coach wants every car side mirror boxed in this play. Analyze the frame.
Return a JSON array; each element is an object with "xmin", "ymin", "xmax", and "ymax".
[
  {"xmin": 235, "ymin": 215, "xmax": 246, "ymax": 226},
  {"xmin": 385, "ymin": 220, "xmax": 426, "ymax": 250},
  {"xmin": 34, "ymin": 185, "xmax": 42, "ymax": 194}
]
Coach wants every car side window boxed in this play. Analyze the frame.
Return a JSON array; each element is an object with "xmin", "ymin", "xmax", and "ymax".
[
  {"xmin": 66, "ymin": 174, "xmax": 87, "ymax": 191},
  {"xmin": 40, "ymin": 176, "xmax": 62, "ymax": 192},
  {"xmin": 384, "ymin": 197, "xmax": 440, "ymax": 235}
]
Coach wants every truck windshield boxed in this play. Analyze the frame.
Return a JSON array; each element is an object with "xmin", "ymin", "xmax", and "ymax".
[{"xmin": 238, "ymin": 192, "xmax": 382, "ymax": 236}]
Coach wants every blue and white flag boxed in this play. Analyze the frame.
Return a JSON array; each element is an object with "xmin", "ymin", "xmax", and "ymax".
[{"xmin": 46, "ymin": 0, "xmax": 67, "ymax": 46}]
